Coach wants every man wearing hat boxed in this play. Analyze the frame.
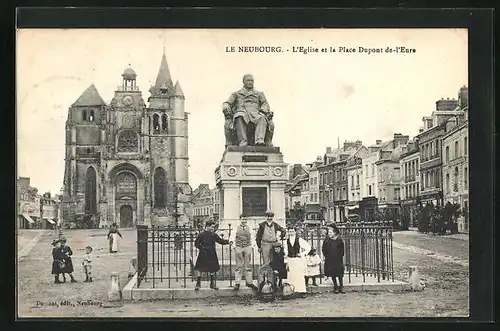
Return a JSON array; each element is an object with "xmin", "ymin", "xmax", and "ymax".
[{"xmin": 255, "ymin": 210, "xmax": 286, "ymax": 266}]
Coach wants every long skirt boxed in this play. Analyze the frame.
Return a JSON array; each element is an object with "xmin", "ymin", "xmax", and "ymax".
[
  {"xmin": 286, "ymin": 257, "xmax": 307, "ymax": 293},
  {"xmin": 109, "ymin": 233, "xmax": 120, "ymax": 253},
  {"xmin": 194, "ymin": 248, "xmax": 220, "ymax": 273}
]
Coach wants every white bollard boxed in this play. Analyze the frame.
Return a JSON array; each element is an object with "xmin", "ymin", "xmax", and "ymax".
[
  {"xmin": 108, "ymin": 272, "xmax": 122, "ymax": 302},
  {"xmin": 128, "ymin": 258, "xmax": 137, "ymax": 280},
  {"xmin": 408, "ymin": 266, "xmax": 423, "ymax": 291}
]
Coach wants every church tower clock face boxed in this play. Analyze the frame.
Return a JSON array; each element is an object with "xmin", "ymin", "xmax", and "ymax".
[{"xmin": 122, "ymin": 95, "xmax": 133, "ymax": 106}]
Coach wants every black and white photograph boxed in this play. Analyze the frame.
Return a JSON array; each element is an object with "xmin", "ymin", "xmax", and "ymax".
[{"xmin": 16, "ymin": 27, "xmax": 471, "ymax": 318}]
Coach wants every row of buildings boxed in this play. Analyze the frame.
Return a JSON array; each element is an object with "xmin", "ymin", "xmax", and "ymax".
[
  {"xmin": 17, "ymin": 177, "xmax": 61, "ymax": 229},
  {"xmin": 284, "ymin": 86, "xmax": 469, "ymax": 233}
]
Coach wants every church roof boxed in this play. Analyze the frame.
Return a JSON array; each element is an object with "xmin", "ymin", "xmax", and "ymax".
[
  {"xmin": 71, "ymin": 84, "xmax": 107, "ymax": 107},
  {"xmin": 173, "ymin": 81, "xmax": 184, "ymax": 97},
  {"xmin": 154, "ymin": 52, "xmax": 173, "ymax": 89}
]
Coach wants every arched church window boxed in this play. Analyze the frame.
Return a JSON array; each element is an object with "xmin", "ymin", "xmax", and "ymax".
[
  {"xmin": 117, "ymin": 130, "xmax": 139, "ymax": 152},
  {"xmin": 84, "ymin": 167, "xmax": 97, "ymax": 214},
  {"xmin": 154, "ymin": 167, "xmax": 167, "ymax": 208},
  {"xmin": 153, "ymin": 114, "xmax": 160, "ymax": 133},
  {"xmin": 115, "ymin": 172, "xmax": 137, "ymax": 199},
  {"xmin": 161, "ymin": 114, "xmax": 168, "ymax": 133},
  {"xmin": 89, "ymin": 110, "xmax": 95, "ymax": 122}
]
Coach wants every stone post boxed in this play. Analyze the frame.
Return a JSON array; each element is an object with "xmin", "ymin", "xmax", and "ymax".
[
  {"xmin": 408, "ymin": 266, "xmax": 423, "ymax": 291},
  {"xmin": 108, "ymin": 272, "xmax": 122, "ymax": 301}
]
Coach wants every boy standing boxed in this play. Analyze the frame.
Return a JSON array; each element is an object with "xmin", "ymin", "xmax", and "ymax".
[{"xmin": 82, "ymin": 246, "xmax": 93, "ymax": 282}]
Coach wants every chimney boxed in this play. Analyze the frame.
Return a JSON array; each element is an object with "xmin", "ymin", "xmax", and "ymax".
[
  {"xmin": 436, "ymin": 98, "xmax": 458, "ymax": 111},
  {"xmin": 376, "ymin": 140, "xmax": 382, "ymax": 145},
  {"xmin": 43, "ymin": 192, "xmax": 51, "ymax": 199},
  {"xmin": 393, "ymin": 133, "xmax": 410, "ymax": 147},
  {"xmin": 326, "ymin": 147, "xmax": 332, "ymax": 154},
  {"xmin": 18, "ymin": 177, "xmax": 30, "ymax": 189},
  {"xmin": 418, "ymin": 127, "xmax": 424, "ymax": 133},
  {"xmin": 459, "ymin": 85, "xmax": 468, "ymax": 109}
]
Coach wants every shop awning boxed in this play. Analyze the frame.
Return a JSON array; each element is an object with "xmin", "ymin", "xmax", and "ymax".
[
  {"xmin": 347, "ymin": 205, "xmax": 359, "ymax": 210},
  {"xmin": 44, "ymin": 218, "xmax": 55, "ymax": 224},
  {"xmin": 21, "ymin": 214, "xmax": 34, "ymax": 224}
]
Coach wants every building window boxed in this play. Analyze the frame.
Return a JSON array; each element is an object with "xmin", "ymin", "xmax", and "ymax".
[
  {"xmin": 342, "ymin": 187, "xmax": 346, "ymax": 200},
  {"xmin": 464, "ymin": 137, "xmax": 468, "ymax": 156},
  {"xmin": 335, "ymin": 171, "xmax": 339, "ymax": 181},
  {"xmin": 356, "ymin": 174, "xmax": 359, "ymax": 186},
  {"xmin": 464, "ymin": 167, "xmax": 468, "ymax": 189},
  {"xmin": 454, "ymin": 167, "xmax": 459, "ymax": 192},
  {"xmin": 84, "ymin": 167, "xmax": 97, "ymax": 214},
  {"xmin": 445, "ymin": 173, "xmax": 450, "ymax": 194},
  {"xmin": 455, "ymin": 141, "xmax": 459, "ymax": 158},
  {"xmin": 115, "ymin": 172, "xmax": 137, "ymax": 199},
  {"xmin": 445, "ymin": 146, "xmax": 450, "ymax": 162},
  {"xmin": 161, "ymin": 114, "xmax": 168, "ymax": 132},
  {"xmin": 153, "ymin": 167, "xmax": 167, "ymax": 208},
  {"xmin": 319, "ymin": 174, "xmax": 323, "ymax": 185},
  {"xmin": 371, "ymin": 164, "xmax": 374, "ymax": 176},
  {"xmin": 342, "ymin": 170, "xmax": 346, "ymax": 181},
  {"xmin": 365, "ymin": 165, "xmax": 368, "ymax": 177},
  {"xmin": 153, "ymin": 114, "xmax": 160, "ymax": 133},
  {"xmin": 117, "ymin": 130, "xmax": 139, "ymax": 152},
  {"xmin": 310, "ymin": 193, "xmax": 313, "ymax": 201},
  {"xmin": 336, "ymin": 188, "xmax": 340, "ymax": 200},
  {"xmin": 368, "ymin": 185, "xmax": 372, "ymax": 196}
]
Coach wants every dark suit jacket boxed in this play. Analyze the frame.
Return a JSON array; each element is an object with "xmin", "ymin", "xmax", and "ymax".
[{"xmin": 255, "ymin": 221, "xmax": 286, "ymax": 248}]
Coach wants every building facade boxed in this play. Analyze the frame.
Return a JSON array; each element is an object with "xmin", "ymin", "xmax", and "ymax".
[
  {"xmin": 442, "ymin": 104, "xmax": 468, "ymax": 232},
  {"xmin": 61, "ymin": 52, "xmax": 191, "ymax": 228},
  {"xmin": 417, "ymin": 96, "xmax": 465, "ymax": 206},
  {"xmin": 192, "ymin": 184, "xmax": 214, "ymax": 226},
  {"xmin": 17, "ymin": 177, "xmax": 41, "ymax": 229},
  {"xmin": 40, "ymin": 192, "xmax": 59, "ymax": 229},
  {"xmin": 212, "ymin": 188, "xmax": 220, "ymax": 222},
  {"xmin": 399, "ymin": 141, "xmax": 420, "ymax": 227}
]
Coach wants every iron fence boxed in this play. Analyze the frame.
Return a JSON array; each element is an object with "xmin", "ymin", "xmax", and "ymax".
[{"xmin": 136, "ymin": 221, "xmax": 393, "ymax": 288}]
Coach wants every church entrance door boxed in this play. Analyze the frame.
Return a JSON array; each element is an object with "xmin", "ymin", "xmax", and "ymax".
[{"xmin": 120, "ymin": 205, "xmax": 133, "ymax": 228}]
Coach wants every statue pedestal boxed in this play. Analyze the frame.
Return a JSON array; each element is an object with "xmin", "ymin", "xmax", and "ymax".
[{"xmin": 215, "ymin": 146, "xmax": 288, "ymax": 232}]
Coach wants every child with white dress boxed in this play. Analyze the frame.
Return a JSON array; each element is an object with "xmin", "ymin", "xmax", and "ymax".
[{"xmin": 304, "ymin": 248, "xmax": 321, "ymax": 287}]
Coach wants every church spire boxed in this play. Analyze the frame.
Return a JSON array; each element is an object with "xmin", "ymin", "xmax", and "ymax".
[{"xmin": 154, "ymin": 51, "xmax": 173, "ymax": 89}]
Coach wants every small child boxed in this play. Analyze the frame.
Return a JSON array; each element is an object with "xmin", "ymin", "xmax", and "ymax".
[
  {"xmin": 304, "ymin": 248, "xmax": 321, "ymax": 287},
  {"xmin": 269, "ymin": 243, "xmax": 287, "ymax": 289},
  {"xmin": 51, "ymin": 239, "xmax": 66, "ymax": 284},
  {"xmin": 82, "ymin": 246, "xmax": 93, "ymax": 282}
]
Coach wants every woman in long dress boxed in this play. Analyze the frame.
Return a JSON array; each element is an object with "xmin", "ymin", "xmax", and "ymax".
[
  {"xmin": 322, "ymin": 224, "xmax": 345, "ymax": 293},
  {"xmin": 283, "ymin": 226, "xmax": 311, "ymax": 297},
  {"xmin": 107, "ymin": 223, "xmax": 123, "ymax": 253}
]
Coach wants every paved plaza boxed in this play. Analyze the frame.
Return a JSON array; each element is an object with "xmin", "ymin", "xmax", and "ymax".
[{"xmin": 17, "ymin": 229, "xmax": 469, "ymax": 318}]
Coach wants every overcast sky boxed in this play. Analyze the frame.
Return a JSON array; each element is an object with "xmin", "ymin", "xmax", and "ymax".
[{"xmin": 17, "ymin": 28, "xmax": 467, "ymax": 194}]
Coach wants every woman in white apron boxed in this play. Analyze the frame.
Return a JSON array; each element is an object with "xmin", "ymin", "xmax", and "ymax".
[
  {"xmin": 107, "ymin": 223, "xmax": 123, "ymax": 253},
  {"xmin": 283, "ymin": 226, "xmax": 311, "ymax": 296}
]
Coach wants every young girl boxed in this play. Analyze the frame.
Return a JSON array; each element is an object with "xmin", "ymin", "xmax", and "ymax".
[
  {"xmin": 322, "ymin": 225, "xmax": 345, "ymax": 293},
  {"xmin": 51, "ymin": 239, "xmax": 66, "ymax": 284},
  {"xmin": 304, "ymin": 248, "xmax": 321, "ymax": 287},
  {"xmin": 60, "ymin": 237, "xmax": 77, "ymax": 283},
  {"xmin": 82, "ymin": 246, "xmax": 93, "ymax": 282},
  {"xmin": 194, "ymin": 221, "xmax": 232, "ymax": 290},
  {"xmin": 270, "ymin": 243, "xmax": 287, "ymax": 289}
]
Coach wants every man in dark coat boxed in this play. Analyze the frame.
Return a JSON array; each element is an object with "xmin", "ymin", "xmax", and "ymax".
[
  {"xmin": 255, "ymin": 210, "xmax": 286, "ymax": 266},
  {"xmin": 194, "ymin": 221, "xmax": 232, "ymax": 290},
  {"xmin": 322, "ymin": 225, "xmax": 345, "ymax": 293},
  {"xmin": 60, "ymin": 237, "xmax": 77, "ymax": 283}
]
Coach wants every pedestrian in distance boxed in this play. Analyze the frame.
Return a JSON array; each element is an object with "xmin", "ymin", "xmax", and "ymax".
[
  {"xmin": 322, "ymin": 225, "xmax": 345, "ymax": 294},
  {"xmin": 194, "ymin": 220, "xmax": 232, "ymax": 290},
  {"xmin": 304, "ymin": 248, "xmax": 321, "ymax": 287},
  {"xmin": 82, "ymin": 246, "xmax": 93, "ymax": 282},
  {"xmin": 60, "ymin": 237, "xmax": 77, "ymax": 283},
  {"xmin": 51, "ymin": 239, "xmax": 66, "ymax": 284},
  {"xmin": 107, "ymin": 223, "xmax": 123, "ymax": 253}
]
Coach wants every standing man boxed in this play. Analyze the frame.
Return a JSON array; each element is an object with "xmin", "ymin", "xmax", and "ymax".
[
  {"xmin": 255, "ymin": 210, "xmax": 286, "ymax": 266},
  {"xmin": 230, "ymin": 214, "xmax": 258, "ymax": 290}
]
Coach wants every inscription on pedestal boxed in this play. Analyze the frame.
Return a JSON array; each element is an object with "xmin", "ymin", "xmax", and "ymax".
[
  {"xmin": 242, "ymin": 155, "xmax": 268, "ymax": 163},
  {"xmin": 242, "ymin": 187, "xmax": 267, "ymax": 217}
]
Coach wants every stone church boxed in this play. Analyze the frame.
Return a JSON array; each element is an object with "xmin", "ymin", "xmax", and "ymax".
[{"xmin": 62, "ymin": 52, "xmax": 192, "ymax": 228}]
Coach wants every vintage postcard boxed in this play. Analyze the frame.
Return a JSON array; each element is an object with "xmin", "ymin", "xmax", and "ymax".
[{"xmin": 17, "ymin": 28, "xmax": 469, "ymax": 318}]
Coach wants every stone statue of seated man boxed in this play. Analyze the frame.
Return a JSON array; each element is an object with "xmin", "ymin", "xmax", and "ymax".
[{"xmin": 223, "ymin": 74, "xmax": 274, "ymax": 147}]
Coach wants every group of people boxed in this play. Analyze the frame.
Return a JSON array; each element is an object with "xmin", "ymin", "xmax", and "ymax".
[
  {"xmin": 51, "ymin": 237, "xmax": 92, "ymax": 283},
  {"xmin": 193, "ymin": 210, "xmax": 346, "ymax": 297},
  {"xmin": 50, "ymin": 222, "xmax": 124, "ymax": 284}
]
